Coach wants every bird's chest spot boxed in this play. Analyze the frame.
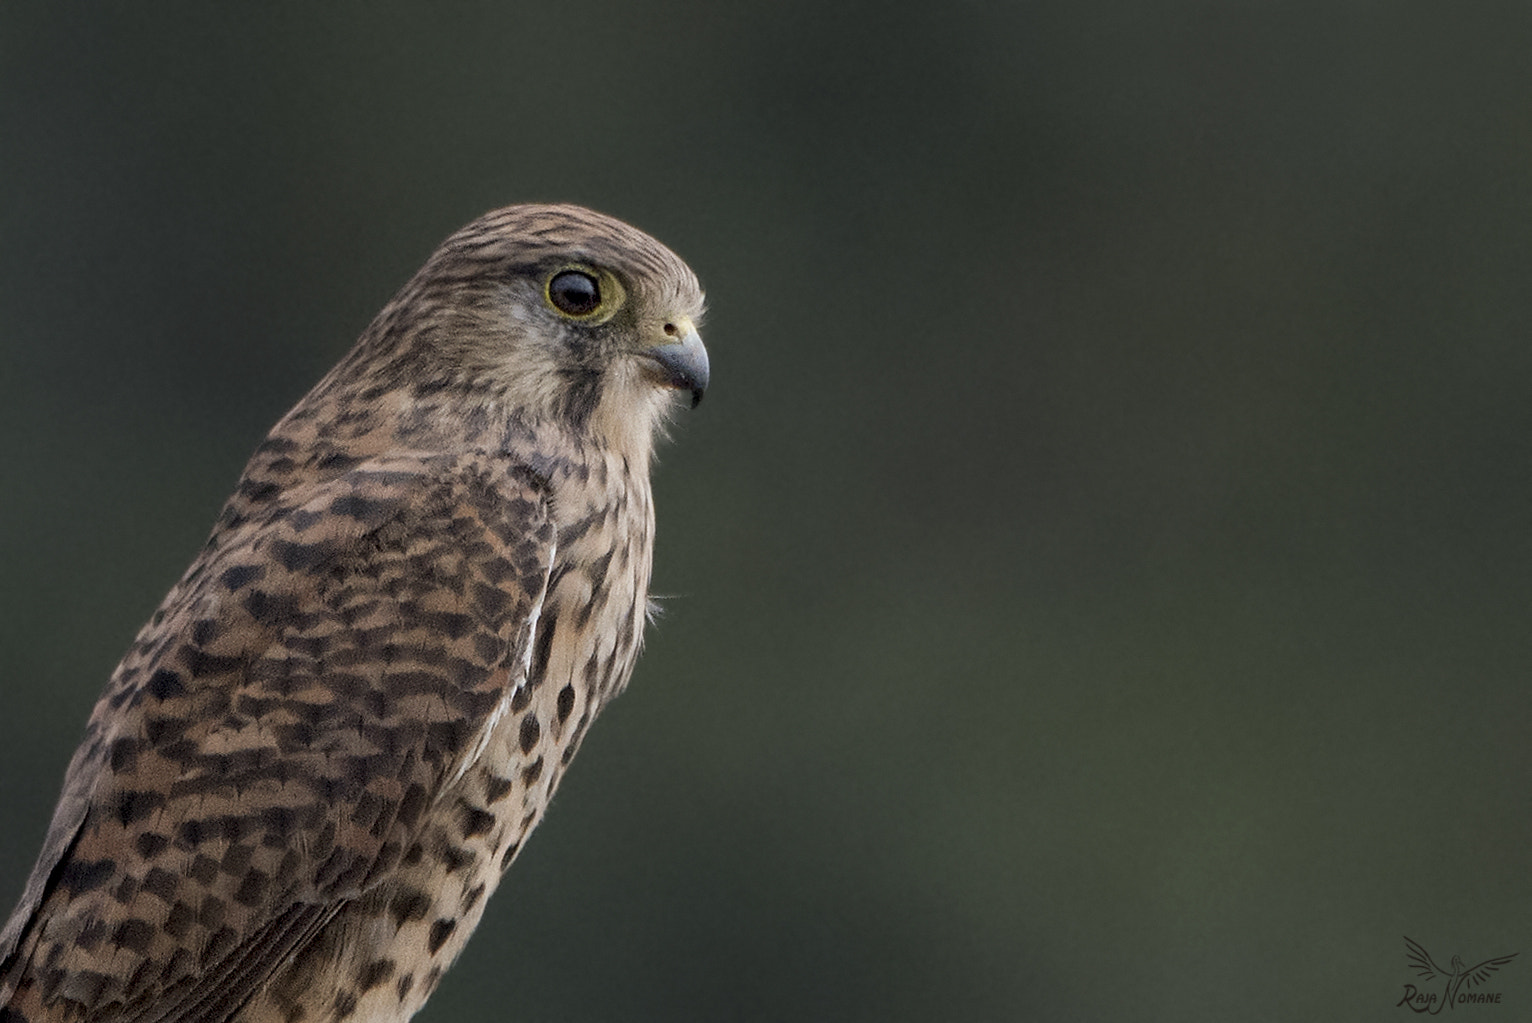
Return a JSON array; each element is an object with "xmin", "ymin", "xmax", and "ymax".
[{"xmin": 548, "ymin": 522, "xmax": 651, "ymax": 708}]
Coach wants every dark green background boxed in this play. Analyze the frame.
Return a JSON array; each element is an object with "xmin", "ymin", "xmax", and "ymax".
[{"xmin": 2, "ymin": 4, "xmax": 1528, "ymax": 1020}]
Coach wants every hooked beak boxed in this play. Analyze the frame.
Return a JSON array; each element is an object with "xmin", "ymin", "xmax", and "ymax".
[{"xmin": 647, "ymin": 321, "xmax": 709, "ymax": 408}]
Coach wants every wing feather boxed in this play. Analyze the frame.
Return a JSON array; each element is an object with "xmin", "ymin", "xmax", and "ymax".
[
  {"xmin": 0, "ymin": 453, "xmax": 553, "ymax": 1023},
  {"xmin": 1461, "ymin": 953, "xmax": 1518, "ymax": 988},
  {"xmin": 1404, "ymin": 936, "xmax": 1443, "ymax": 980}
]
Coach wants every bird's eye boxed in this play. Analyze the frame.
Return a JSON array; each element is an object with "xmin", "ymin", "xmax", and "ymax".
[{"xmin": 547, "ymin": 270, "xmax": 602, "ymax": 317}]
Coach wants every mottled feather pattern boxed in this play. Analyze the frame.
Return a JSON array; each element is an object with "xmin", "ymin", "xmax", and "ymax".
[{"xmin": 0, "ymin": 205, "xmax": 706, "ymax": 1023}]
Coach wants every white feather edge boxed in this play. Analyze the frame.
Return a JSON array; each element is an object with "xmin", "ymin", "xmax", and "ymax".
[{"xmin": 445, "ymin": 534, "xmax": 555, "ymax": 791}]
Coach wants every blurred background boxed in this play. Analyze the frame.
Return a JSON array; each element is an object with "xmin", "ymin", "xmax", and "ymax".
[{"xmin": 1, "ymin": 3, "xmax": 1529, "ymax": 1020}]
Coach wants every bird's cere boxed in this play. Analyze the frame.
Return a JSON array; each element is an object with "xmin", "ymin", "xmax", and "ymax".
[{"xmin": 648, "ymin": 320, "xmax": 710, "ymax": 407}]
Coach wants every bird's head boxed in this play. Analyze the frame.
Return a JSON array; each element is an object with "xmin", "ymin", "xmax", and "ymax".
[{"xmin": 344, "ymin": 203, "xmax": 708, "ymax": 458}]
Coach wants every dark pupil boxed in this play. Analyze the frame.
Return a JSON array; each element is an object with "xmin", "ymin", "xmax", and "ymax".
[{"xmin": 550, "ymin": 271, "xmax": 601, "ymax": 315}]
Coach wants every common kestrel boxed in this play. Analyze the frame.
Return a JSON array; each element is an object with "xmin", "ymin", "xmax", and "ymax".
[{"xmin": 0, "ymin": 204, "xmax": 708, "ymax": 1023}]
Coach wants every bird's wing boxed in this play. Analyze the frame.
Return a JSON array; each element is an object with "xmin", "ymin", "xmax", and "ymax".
[
  {"xmin": 1404, "ymin": 936, "xmax": 1444, "ymax": 980},
  {"xmin": 1461, "ymin": 953, "xmax": 1518, "ymax": 988},
  {"xmin": 0, "ymin": 453, "xmax": 554, "ymax": 1023}
]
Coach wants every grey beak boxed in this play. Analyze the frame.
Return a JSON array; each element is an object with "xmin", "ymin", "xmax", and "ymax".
[{"xmin": 648, "ymin": 327, "xmax": 710, "ymax": 408}]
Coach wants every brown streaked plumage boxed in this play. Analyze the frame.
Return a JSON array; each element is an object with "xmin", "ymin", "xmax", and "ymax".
[{"xmin": 0, "ymin": 204, "xmax": 708, "ymax": 1023}]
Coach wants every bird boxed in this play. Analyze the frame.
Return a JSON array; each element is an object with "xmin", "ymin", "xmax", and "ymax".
[
  {"xmin": 0, "ymin": 203, "xmax": 709, "ymax": 1023},
  {"xmin": 1404, "ymin": 936, "xmax": 1518, "ymax": 1013}
]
